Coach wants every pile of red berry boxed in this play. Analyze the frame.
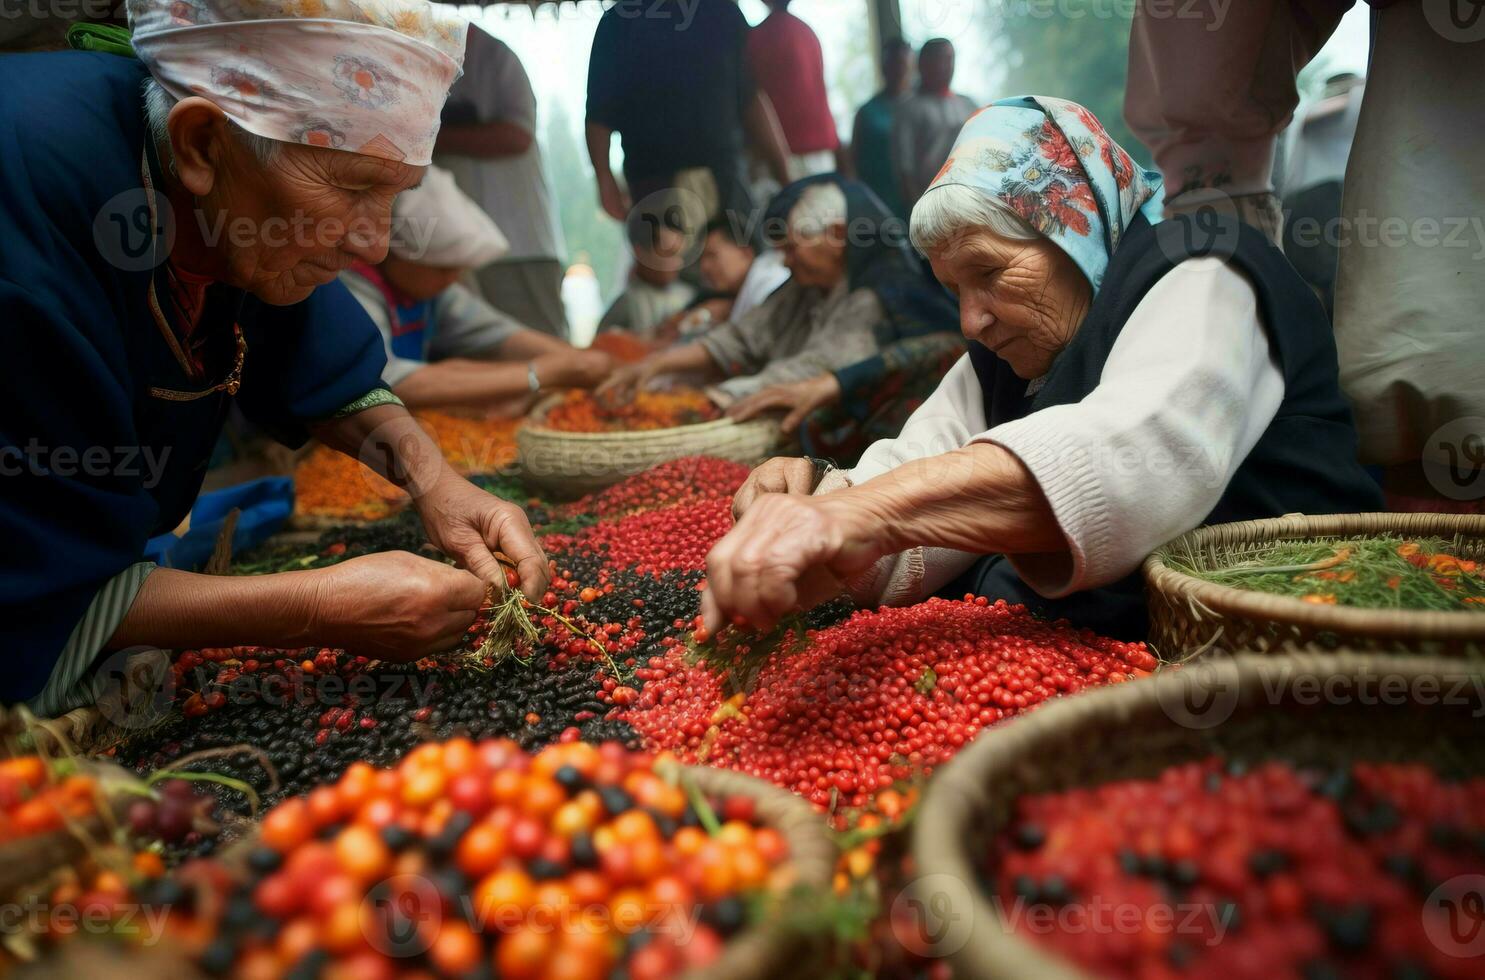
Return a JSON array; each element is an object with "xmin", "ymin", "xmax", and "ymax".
[
  {"xmin": 572, "ymin": 498, "xmax": 734, "ymax": 575},
  {"xmin": 156, "ymin": 739, "xmax": 792, "ymax": 980},
  {"xmin": 560, "ymin": 457, "xmax": 751, "ymax": 522},
  {"xmin": 619, "ymin": 597, "xmax": 1157, "ymax": 810},
  {"xmin": 989, "ymin": 756, "xmax": 1485, "ymax": 979}
]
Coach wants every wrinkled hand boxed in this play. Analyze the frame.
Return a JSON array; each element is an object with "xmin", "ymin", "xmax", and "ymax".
[
  {"xmin": 731, "ymin": 456, "xmax": 819, "ymax": 520},
  {"xmin": 725, "ymin": 374, "xmax": 842, "ymax": 433},
  {"xmin": 701, "ymin": 492, "xmax": 884, "ymax": 633},
  {"xmin": 535, "ymin": 349, "xmax": 615, "ymax": 390},
  {"xmin": 415, "ymin": 475, "xmax": 550, "ymax": 600},
  {"xmin": 308, "ymin": 552, "xmax": 488, "ymax": 662},
  {"xmin": 595, "ymin": 360, "xmax": 659, "ymax": 406},
  {"xmin": 598, "ymin": 177, "xmax": 632, "ymax": 222}
]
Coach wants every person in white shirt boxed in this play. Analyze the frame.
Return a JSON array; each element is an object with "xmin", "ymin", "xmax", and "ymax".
[
  {"xmin": 341, "ymin": 169, "xmax": 610, "ymax": 416},
  {"xmin": 698, "ymin": 218, "xmax": 790, "ymax": 322},
  {"xmin": 698, "ymin": 97, "xmax": 1381, "ymax": 642},
  {"xmin": 436, "ymin": 25, "xmax": 570, "ymax": 339}
]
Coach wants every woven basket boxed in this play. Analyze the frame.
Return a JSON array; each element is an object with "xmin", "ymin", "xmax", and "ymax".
[
  {"xmin": 517, "ymin": 398, "xmax": 781, "ymax": 498},
  {"xmin": 1144, "ymin": 513, "xmax": 1485, "ymax": 659},
  {"xmin": 669, "ymin": 764, "xmax": 839, "ymax": 980},
  {"xmin": 911, "ymin": 652, "xmax": 1485, "ymax": 979}
]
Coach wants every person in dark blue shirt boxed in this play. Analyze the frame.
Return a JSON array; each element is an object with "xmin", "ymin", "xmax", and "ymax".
[
  {"xmin": 584, "ymin": 0, "xmax": 791, "ymax": 225},
  {"xmin": 1, "ymin": 27, "xmax": 551, "ymax": 712}
]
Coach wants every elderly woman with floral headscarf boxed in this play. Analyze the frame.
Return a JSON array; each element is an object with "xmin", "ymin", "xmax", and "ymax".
[
  {"xmin": 0, "ymin": 0, "xmax": 552, "ymax": 714},
  {"xmin": 699, "ymin": 97, "xmax": 1382, "ymax": 641}
]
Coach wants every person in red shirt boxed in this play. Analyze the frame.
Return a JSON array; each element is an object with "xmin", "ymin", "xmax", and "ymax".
[{"xmin": 747, "ymin": 0, "xmax": 843, "ymax": 201}]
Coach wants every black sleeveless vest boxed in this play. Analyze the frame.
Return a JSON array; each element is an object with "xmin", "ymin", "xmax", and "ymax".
[{"xmin": 951, "ymin": 211, "xmax": 1383, "ymax": 640}]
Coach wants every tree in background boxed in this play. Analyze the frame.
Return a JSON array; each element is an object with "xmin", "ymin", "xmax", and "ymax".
[{"xmin": 984, "ymin": 1, "xmax": 1146, "ymax": 164}]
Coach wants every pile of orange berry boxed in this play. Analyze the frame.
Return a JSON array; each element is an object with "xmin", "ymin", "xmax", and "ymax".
[
  {"xmin": 171, "ymin": 739, "xmax": 792, "ymax": 980},
  {"xmin": 538, "ymin": 391, "xmax": 720, "ymax": 434},
  {"xmin": 0, "ymin": 755, "xmax": 96, "ymax": 839},
  {"xmin": 294, "ymin": 412, "xmax": 520, "ymax": 521}
]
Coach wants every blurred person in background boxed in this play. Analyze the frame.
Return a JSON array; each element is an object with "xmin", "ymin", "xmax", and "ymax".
[
  {"xmin": 585, "ymin": 0, "xmax": 789, "ymax": 233},
  {"xmin": 342, "ymin": 169, "xmax": 611, "ymax": 416},
  {"xmin": 852, "ymin": 38, "xmax": 914, "ymax": 220},
  {"xmin": 437, "ymin": 24, "xmax": 570, "ymax": 339},
  {"xmin": 697, "ymin": 218, "xmax": 791, "ymax": 325},
  {"xmin": 891, "ymin": 38, "xmax": 978, "ymax": 210},
  {"xmin": 746, "ymin": 0, "xmax": 843, "ymax": 202},
  {"xmin": 598, "ymin": 210, "xmax": 699, "ymax": 341},
  {"xmin": 1125, "ymin": 0, "xmax": 1485, "ymax": 510},
  {"xmin": 1275, "ymin": 72, "xmax": 1365, "ymax": 320},
  {"xmin": 599, "ymin": 175, "xmax": 960, "ymax": 461}
]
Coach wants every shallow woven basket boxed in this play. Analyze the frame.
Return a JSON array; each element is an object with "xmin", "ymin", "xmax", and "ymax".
[
  {"xmin": 1144, "ymin": 513, "xmax": 1485, "ymax": 659},
  {"xmin": 911, "ymin": 652, "xmax": 1485, "ymax": 979},
  {"xmin": 517, "ymin": 397, "xmax": 781, "ymax": 498}
]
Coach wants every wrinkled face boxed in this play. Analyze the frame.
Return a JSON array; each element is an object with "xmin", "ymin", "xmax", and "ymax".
[
  {"xmin": 927, "ymin": 228, "xmax": 1092, "ymax": 379},
  {"xmin": 381, "ymin": 255, "xmax": 464, "ymax": 302},
  {"xmin": 781, "ymin": 221, "xmax": 847, "ymax": 290},
  {"xmin": 699, "ymin": 231, "xmax": 755, "ymax": 294},
  {"xmin": 170, "ymin": 99, "xmax": 423, "ymax": 305},
  {"xmin": 633, "ymin": 224, "xmax": 688, "ymax": 287}
]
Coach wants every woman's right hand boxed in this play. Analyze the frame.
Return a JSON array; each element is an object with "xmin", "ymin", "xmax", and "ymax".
[
  {"xmin": 307, "ymin": 552, "xmax": 487, "ymax": 662},
  {"xmin": 731, "ymin": 456, "xmax": 820, "ymax": 519}
]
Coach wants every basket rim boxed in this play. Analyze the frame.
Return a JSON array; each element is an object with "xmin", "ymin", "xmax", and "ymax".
[
  {"xmin": 674, "ymin": 761, "xmax": 837, "ymax": 980},
  {"xmin": 518, "ymin": 413, "xmax": 778, "ymax": 444},
  {"xmin": 1143, "ymin": 512, "xmax": 1485, "ymax": 640},
  {"xmin": 911, "ymin": 651, "xmax": 1485, "ymax": 980}
]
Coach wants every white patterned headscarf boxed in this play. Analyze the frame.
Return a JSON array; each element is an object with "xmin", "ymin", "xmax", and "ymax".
[{"xmin": 128, "ymin": 0, "xmax": 467, "ymax": 166}]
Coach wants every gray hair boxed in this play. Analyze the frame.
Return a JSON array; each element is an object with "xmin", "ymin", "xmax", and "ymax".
[
  {"xmin": 910, "ymin": 183, "xmax": 1040, "ymax": 252},
  {"xmin": 143, "ymin": 77, "xmax": 281, "ymax": 167},
  {"xmin": 787, "ymin": 181, "xmax": 848, "ymax": 237}
]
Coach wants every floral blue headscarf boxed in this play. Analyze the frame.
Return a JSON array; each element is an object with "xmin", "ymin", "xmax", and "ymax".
[{"xmin": 925, "ymin": 96, "xmax": 1164, "ymax": 294}]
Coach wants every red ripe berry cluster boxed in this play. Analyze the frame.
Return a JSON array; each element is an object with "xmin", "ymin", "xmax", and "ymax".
[
  {"xmin": 574, "ymin": 498, "xmax": 734, "ymax": 575},
  {"xmin": 559, "ymin": 457, "xmax": 751, "ymax": 522},
  {"xmin": 619, "ymin": 597, "xmax": 1157, "ymax": 810},
  {"xmin": 164, "ymin": 739, "xmax": 789, "ymax": 980},
  {"xmin": 991, "ymin": 757, "xmax": 1485, "ymax": 980}
]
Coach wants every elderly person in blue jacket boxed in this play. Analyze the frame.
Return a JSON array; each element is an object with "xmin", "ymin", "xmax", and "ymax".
[
  {"xmin": 0, "ymin": 0, "xmax": 550, "ymax": 714},
  {"xmin": 699, "ymin": 98, "xmax": 1382, "ymax": 640}
]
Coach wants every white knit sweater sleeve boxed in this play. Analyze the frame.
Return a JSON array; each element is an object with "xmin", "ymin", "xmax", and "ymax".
[
  {"xmin": 985, "ymin": 257, "xmax": 1284, "ymax": 597},
  {"xmin": 829, "ymin": 257, "xmax": 1284, "ymax": 606}
]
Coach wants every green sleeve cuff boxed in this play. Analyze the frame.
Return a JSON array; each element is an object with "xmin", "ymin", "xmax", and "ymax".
[
  {"xmin": 332, "ymin": 387, "xmax": 404, "ymax": 419},
  {"xmin": 30, "ymin": 562, "xmax": 157, "ymax": 718}
]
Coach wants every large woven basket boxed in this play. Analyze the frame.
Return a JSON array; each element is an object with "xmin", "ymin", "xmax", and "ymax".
[
  {"xmin": 517, "ymin": 399, "xmax": 782, "ymax": 498},
  {"xmin": 910, "ymin": 652, "xmax": 1485, "ymax": 979},
  {"xmin": 1144, "ymin": 513, "xmax": 1485, "ymax": 659}
]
